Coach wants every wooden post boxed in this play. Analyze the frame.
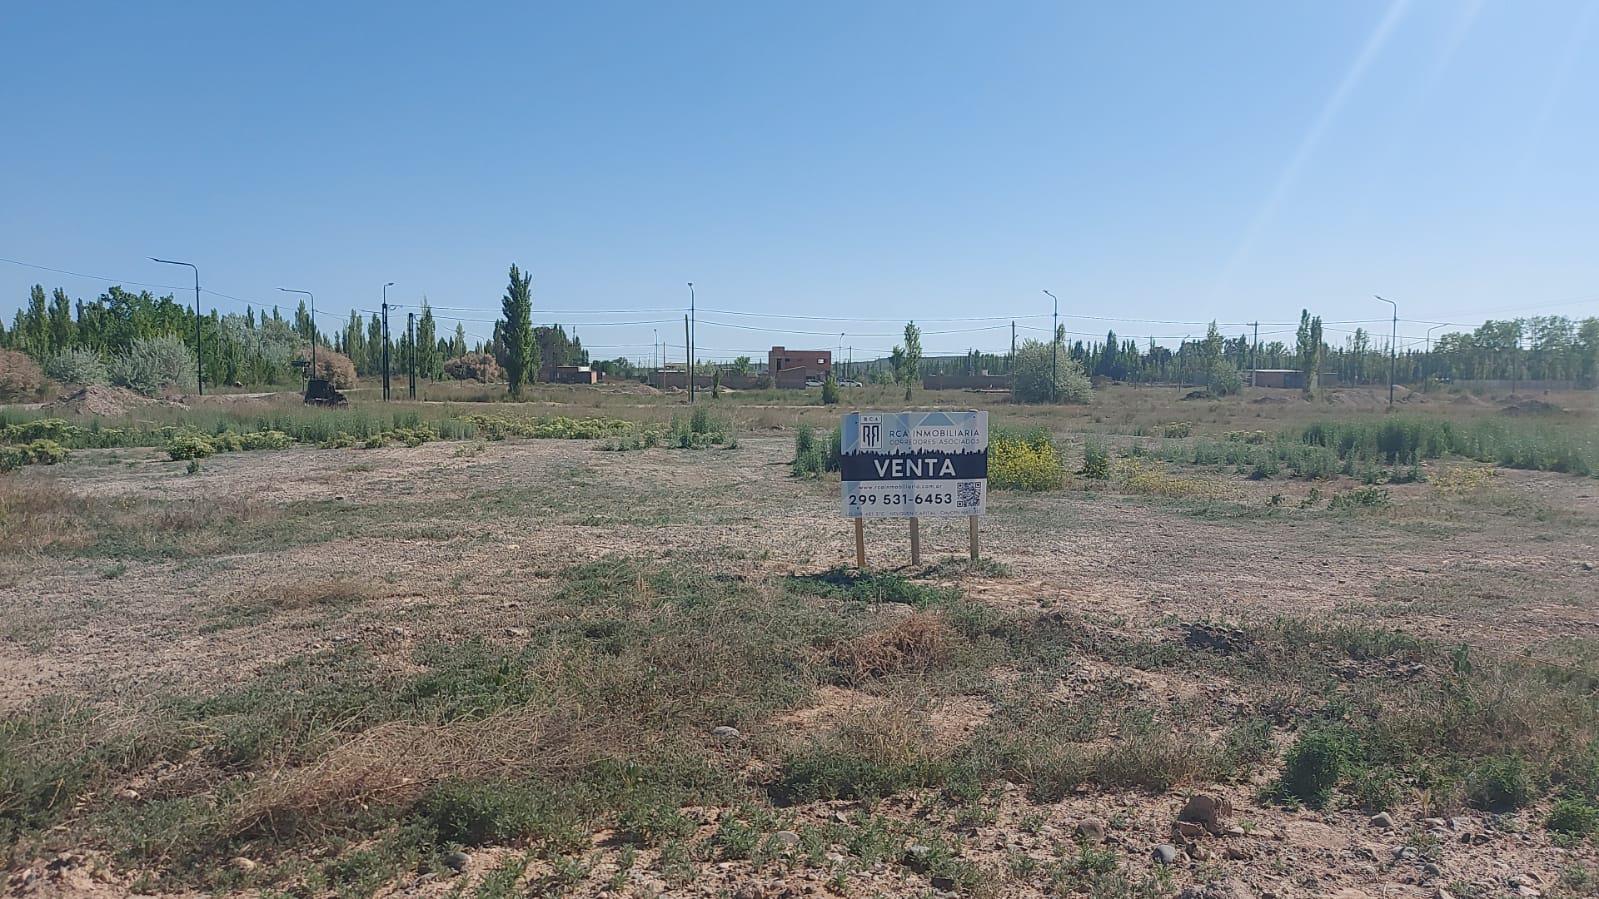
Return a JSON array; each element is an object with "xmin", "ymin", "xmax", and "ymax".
[
  {"xmin": 968, "ymin": 515, "xmax": 979, "ymax": 561},
  {"xmin": 909, "ymin": 517, "xmax": 921, "ymax": 566},
  {"xmin": 854, "ymin": 518, "xmax": 866, "ymax": 569}
]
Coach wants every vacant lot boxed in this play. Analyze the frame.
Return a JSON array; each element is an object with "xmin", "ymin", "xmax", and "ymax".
[{"xmin": 3, "ymin": 386, "xmax": 1598, "ymax": 899}]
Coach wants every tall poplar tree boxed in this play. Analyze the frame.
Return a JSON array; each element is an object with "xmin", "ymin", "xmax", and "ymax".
[{"xmin": 499, "ymin": 264, "xmax": 536, "ymax": 397}]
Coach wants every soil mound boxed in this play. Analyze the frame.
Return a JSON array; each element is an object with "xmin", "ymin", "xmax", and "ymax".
[
  {"xmin": 1502, "ymin": 397, "xmax": 1564, "ymax": 416},
  {"xmin": 45, "ymin": 385, "xmax": 173, "ymax": 417}
]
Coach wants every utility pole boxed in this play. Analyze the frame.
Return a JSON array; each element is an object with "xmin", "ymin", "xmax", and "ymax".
[
  {"xmin": 408, "ymin": 311, "xmax": 417, "ymax": 399},
  {"xmin": 1250, "ymin": 321, "xmax": 1259, "ymax": 387},
  {"xmin": 151, "ymin": 258, "xmax": 203, "ymax": 394},
  {"xmin": 652, "ymin": 328, "xmax": 658, "ymax": 386},
  {"xmin": 1375, "ymin": 295, "xmax": 1397, "ymax": 406},
  {"xmin": 382, "ymin": 282, "xmax": 395, "ymax": 401},
  {"xmin": 687, "ymin": 282, "xmax": 696, "ymax": 403},
  {"xmin": 1042, "ymin": 290, "xmax": 1059, "ymax": 401}
]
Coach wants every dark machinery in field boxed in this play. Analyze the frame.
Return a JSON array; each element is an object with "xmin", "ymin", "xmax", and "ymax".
[{"xmin": 303, "ymin": 378, "xmax": 348, "ymax": 407}]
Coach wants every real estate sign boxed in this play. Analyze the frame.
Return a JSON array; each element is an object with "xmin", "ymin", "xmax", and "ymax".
[{"xmin": 839, "ymin": 411, "xmax": 987, "ymax": 518}]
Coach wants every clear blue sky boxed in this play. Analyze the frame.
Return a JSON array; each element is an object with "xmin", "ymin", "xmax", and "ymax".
[{"xmin": 3, "ymin": 0, "xmax": 1597, "ymax": 361}]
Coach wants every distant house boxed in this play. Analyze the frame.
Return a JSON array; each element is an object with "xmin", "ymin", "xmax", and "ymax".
[
  {"xmin": 540, "ymin": 364, "xmax": 598, "ymax": 384},
  {"xmin": 1252, "ymin": 369, "xmax": 1305, "ymax": 389},
  {"xmin": 768, "ymin": 346, "xmax": 832, "ymax": 389}
]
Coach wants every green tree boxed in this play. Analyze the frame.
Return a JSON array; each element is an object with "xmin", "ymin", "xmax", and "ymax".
[
  {"xmin": 499, "ymin": 263, "xmax": 536, "ymax": 397},
  {"xmin": 894, "ymin": 320, "xmax": 923, "ymax": 401},
  {"xmin": 451, "ymin": 323, "xmax": 468, "ymax": 358},
  {"xmin": 1297, "ymin": 310, "xmax": 1324, "ymax": 397},
  {"xmin": 47, "ymin": 288, "xmax": 74, "ymax": 354},
  {"xmin": 417, "ymin": 298, "xmax": 440, "ymax": 379},
  {"xmin": 23, "ymin": 285, "xmax": 48, "ymax": 354},
  {"xmin": 732, "ymin": 355, "xmax": 753, "ymax": 376},
  {"xmin": 1012, "ymin": 338, "xmax": 1093, "ymax": 403}
]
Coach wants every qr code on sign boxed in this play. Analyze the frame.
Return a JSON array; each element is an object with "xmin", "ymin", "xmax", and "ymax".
[{"xmin": 956, "ymin": 482, "xmax": 982, "ymax": 509}]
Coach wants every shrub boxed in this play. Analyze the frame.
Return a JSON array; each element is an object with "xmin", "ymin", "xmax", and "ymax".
[
  {"xmin": 1464, "ymin": 755, "xmax": 1536, "ymax": 812},
  {"xmin": 1270, "ymin": 725, "xmax": 1355, "ymax": 808},
  {"xmin": 990, "ymin": 429, "xmax": 1065, "ymax": 490},
  {"xmin": 791, "ymin": 424, "xmax": 840, "ymax": 478},
  {"xmin": 821, "ymin": 376, "xmax": 839, "ymax": 405},
  {"xmin": 166, "ymin": 435, "xmax": 216, "ymax": 461},
  {"xmin": 109, "ymin": 335, "xmax": 197, "ymax": 396},
  {"xmin": 0, "ymin": 439, "xmax": 69, "ymax": 472},
  {"xmin": 41, "ymin": 349, "xmax": 107, "ymax": 386},
  {"xmin": 1012, "ymin": 340, "xmax": 1093, "ymax": 404},
  {"xmin": 0, "ymin": 349, "xmax": 46, "ymax": 401},
  {"xmin": 238, "ymin": 430, "xmax": 293, "ymax": 450},
  {"xmin": 1549, "ymin": 798, "xmax": 1599, "ymax": 835},
  {"xmin": 444, "ymin": 353, "xmax": 501, "ymax": 383},
  {"xmin": 415, "ymin": 780, "xmax": 549, "ymax": 847},
  {"xmin": 669, "ymin": 407, "xmax": 731, "ymax": 449},
  {"xmin": 296, "ymin": 348, "xmax": 357, "ymax": 389},
  {"xmin": 1080, "ymin": 438, "xmax": 1110, "ymax": 480}
]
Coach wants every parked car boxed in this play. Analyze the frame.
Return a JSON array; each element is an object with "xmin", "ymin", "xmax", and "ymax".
[
  {"xmin": 803, "ymin": 378, "xmax": 824, "ymax": 388},
  {"xmin": 839, "ymin": 379, "xmax": 863, "ymax": 388}
]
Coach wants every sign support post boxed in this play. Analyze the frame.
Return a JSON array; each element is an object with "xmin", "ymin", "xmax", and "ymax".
[
  {"xmin": 909, "ymin": 518, "xmax": 921, "ymax": 566},
  {"xmin": 968, "ymin": 516, "xmax": 979, "ymax": 561},
  {"xmin": 854, "ymin": 518, "xmax": 866, "ymax": 568}
]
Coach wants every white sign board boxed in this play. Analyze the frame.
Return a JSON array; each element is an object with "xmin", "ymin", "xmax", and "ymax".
[{"xmin": 839, "ymin": 411, "xmax": 987, "ymax": 519}]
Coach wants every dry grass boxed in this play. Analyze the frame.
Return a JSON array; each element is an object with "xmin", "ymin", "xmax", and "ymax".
[
  {"xmin": 830, "ymin": 611, "xmax": 956, "ymax": 683},
  {"xmin": 0, "ymin": 477, "xmax": 92, "ymax": 558},
  {"xmin": 229, "ymin": 704, "xmax": 629, "ymax": 842}
]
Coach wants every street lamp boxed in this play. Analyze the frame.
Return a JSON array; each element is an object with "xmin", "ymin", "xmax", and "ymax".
[
  {"xmin": 687, "ymin": 282, "xmax": 696, "ymax": 404},
  {"xmin": 1042, "ymin": 290, "xmax": 1059, "ymax": 401},
  {"xmin": 838, "ymin": 332, "xmax": 845, "ymax": 381},
  {"xmin": 382, "ymin": 282, "xmax": 395, "ymax": 401},
  {"xmin": 277, "ymin": 287, "xmax": 316, "ymax": 377},
  {"xmin": 151, "ymin": 258, "xmax": 203, "ymax": 394},
  {"xmin": 1374, "ymin": 295, "xmax": 1398, "ymax": 406}
]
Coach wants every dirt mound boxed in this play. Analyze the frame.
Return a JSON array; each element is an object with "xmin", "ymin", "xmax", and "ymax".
[
  {"xmin": 600, "ymin": 381, "xmax": 662, "ymax": 396},
  {"xmin": 1502, "ymin": 397, "xmax": 1564, "ymax": 416},
  {"xmin": 45, "ymin": 385, "xmax": 175, "ymax": 417},
  {"xmin": 1251, "ymin": 395, "xmax": 1290, "ymax": 405}
]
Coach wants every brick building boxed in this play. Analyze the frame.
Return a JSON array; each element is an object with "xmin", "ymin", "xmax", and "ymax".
[{"xmin": 768, "ymin": 346, "xmax": 832, "ymax": 389}]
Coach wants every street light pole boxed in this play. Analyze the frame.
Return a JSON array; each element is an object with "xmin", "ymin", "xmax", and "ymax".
[
  {"xmin": 151, "ymin": 258, "xmax": 203, "ymax": 394},
  {"xmin": 838, "ymin": 332, "xmax": 844, "ymax": 381},
  {"xmin": 277, "ymin": 287, "xmax": 316, "ymax": 378},
  {"xmin": 687, "ymin": 282, "xmax": 696, "ymax": 404},
  {"xmin": 1042, "ymin": 290, "xmax": 1059, "ymax": 401},
  {"xmin": 408, "ymin": 311, "xmax": 417, "ymax": 399},
  {"xmin": 382, "ymin": 282, "xmax": 395, "ymax": 401},
  {"xmin": 1375, "ymin": 295, "xmax": 1397, "ymax": 406}
]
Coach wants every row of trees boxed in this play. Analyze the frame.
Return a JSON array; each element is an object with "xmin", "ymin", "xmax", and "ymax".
[
  {"xmin": 909, "ymin": 312, "xmax": 1599, "ymax": 393},
  {"xmin": 1, "ymin": 273, "xmax": 593, "ymax": 393},
  {"xmin": 7, "ymin": 279, "xmax": 1596, "ymax": 394}
]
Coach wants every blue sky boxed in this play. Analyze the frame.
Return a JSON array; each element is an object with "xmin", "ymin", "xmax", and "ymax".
[{"xmin": 3, "ymin": 0, "xmax": 1597, "ymax": 361}]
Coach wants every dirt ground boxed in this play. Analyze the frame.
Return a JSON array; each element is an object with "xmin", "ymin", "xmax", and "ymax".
[{"xmin": 4, "ymin": 432, "xmax": 1599, "ymax": 898}]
